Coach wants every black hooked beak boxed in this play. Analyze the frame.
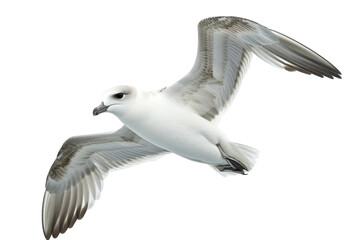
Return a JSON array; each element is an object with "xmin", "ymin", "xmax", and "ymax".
[{"xmin": 93, "ymin": 102, "xmax": 109, "ymax": 116}]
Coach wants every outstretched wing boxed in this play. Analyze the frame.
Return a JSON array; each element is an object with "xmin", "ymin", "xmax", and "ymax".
[
  {"xmin": 42, "ymin": 126, "xmax": 167, "ymax": 239},
  {"xmin": 164, "ymin": 16, "xmax": 341, "ymax": 121}
]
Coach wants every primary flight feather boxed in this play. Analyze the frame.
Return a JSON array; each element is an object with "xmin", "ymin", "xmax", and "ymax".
[{"xmin": 42, "ymin": 16, "xmax": 341, "ymax": 239}]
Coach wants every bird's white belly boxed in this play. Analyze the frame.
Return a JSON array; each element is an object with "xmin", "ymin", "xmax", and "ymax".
[{"xmin": 119, "ymin": 97, "xmax": 225, "ymax": 165}]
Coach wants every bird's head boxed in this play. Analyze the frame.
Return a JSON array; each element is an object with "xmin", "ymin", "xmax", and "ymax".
[{"xmin": 93, "ymin": 85, "xmax": 138, "ymax": 116}]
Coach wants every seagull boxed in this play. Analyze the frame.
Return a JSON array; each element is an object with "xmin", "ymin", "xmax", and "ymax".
[{"xmin": 42, "ymin": 16, "xmax": 341, "ymax": 239}]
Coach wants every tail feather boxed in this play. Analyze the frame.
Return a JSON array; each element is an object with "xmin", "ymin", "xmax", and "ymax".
[
  {"xmin": 232, "ymin": 143, "xmax": 259, "ymax": 167},
  {"xmin": 217, "ymin": 142, "xmax": 259, "ymax": 173}
]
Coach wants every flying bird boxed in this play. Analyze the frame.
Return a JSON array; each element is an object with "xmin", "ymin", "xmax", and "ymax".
[{"xmin": 42, "ymin": 16, "xmax": 341, "ymax": 239}]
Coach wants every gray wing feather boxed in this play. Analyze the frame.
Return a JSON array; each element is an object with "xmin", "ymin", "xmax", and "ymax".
[
  {"xmin": 42, "ymin": 126, "xmax": 167, "ymax": 239},
  {"xmin": 164, "ymin": 17, "xmax": 341, "ymax": 121}
]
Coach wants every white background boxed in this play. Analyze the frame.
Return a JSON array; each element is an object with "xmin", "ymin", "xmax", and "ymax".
[{"xmin": 0, "ymin": 0, "xmax": 359, "ymax": 239}]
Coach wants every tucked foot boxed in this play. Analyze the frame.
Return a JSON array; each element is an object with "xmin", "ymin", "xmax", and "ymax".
[
  {"xmin": 216, "ymin": 164, "xmax": 248, "ymax": 175},
  {"xmin": 216, "ymin": 144, "xmax": 249, "ymax": 175}
]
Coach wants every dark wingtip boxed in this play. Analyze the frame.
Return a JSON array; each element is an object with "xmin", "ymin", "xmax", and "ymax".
[
  {"xmin": 43, "ymin": 229, "xmax": 51, "ymax": 240},
  {"xmin": 335, "ymin": 71, "xmax": 342, "ymax": 79}
]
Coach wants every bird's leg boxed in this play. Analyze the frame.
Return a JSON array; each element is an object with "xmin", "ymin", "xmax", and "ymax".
[{"xmin": 216, "ymin": 144, "xmax": 248, "ymax": 175}]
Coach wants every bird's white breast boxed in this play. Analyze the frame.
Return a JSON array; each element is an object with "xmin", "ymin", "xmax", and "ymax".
[{"xmin": 115, "ymin": 92, "xmax": 224, "ymax": 164}]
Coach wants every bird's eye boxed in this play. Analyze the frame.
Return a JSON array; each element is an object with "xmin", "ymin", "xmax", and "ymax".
[{"xmin": 113, "ymin": 93, "xmax": 124, "ymax": 99}]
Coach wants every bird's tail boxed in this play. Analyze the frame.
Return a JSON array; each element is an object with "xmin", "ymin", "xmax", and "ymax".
[{"xmin": 216, "ymin": 141, "xmax": 259, "ymax": 174}]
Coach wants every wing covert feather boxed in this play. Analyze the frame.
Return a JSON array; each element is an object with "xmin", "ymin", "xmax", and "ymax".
[
  {"xmin": 164, "ymin": 17, "xmax": 341, "ymax": 121},
  {"xmin": 42, "ymin": 126, "xmax": 167, "ymax": 239}
]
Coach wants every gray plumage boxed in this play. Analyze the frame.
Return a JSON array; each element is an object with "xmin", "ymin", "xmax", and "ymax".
[
  {"xmin": 42, "ymin": 127, "xmax": 167, "ymax": 239},
  {"xmin": 165, "ymin": 17, "xmax": 340, "ymax": 121}
]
